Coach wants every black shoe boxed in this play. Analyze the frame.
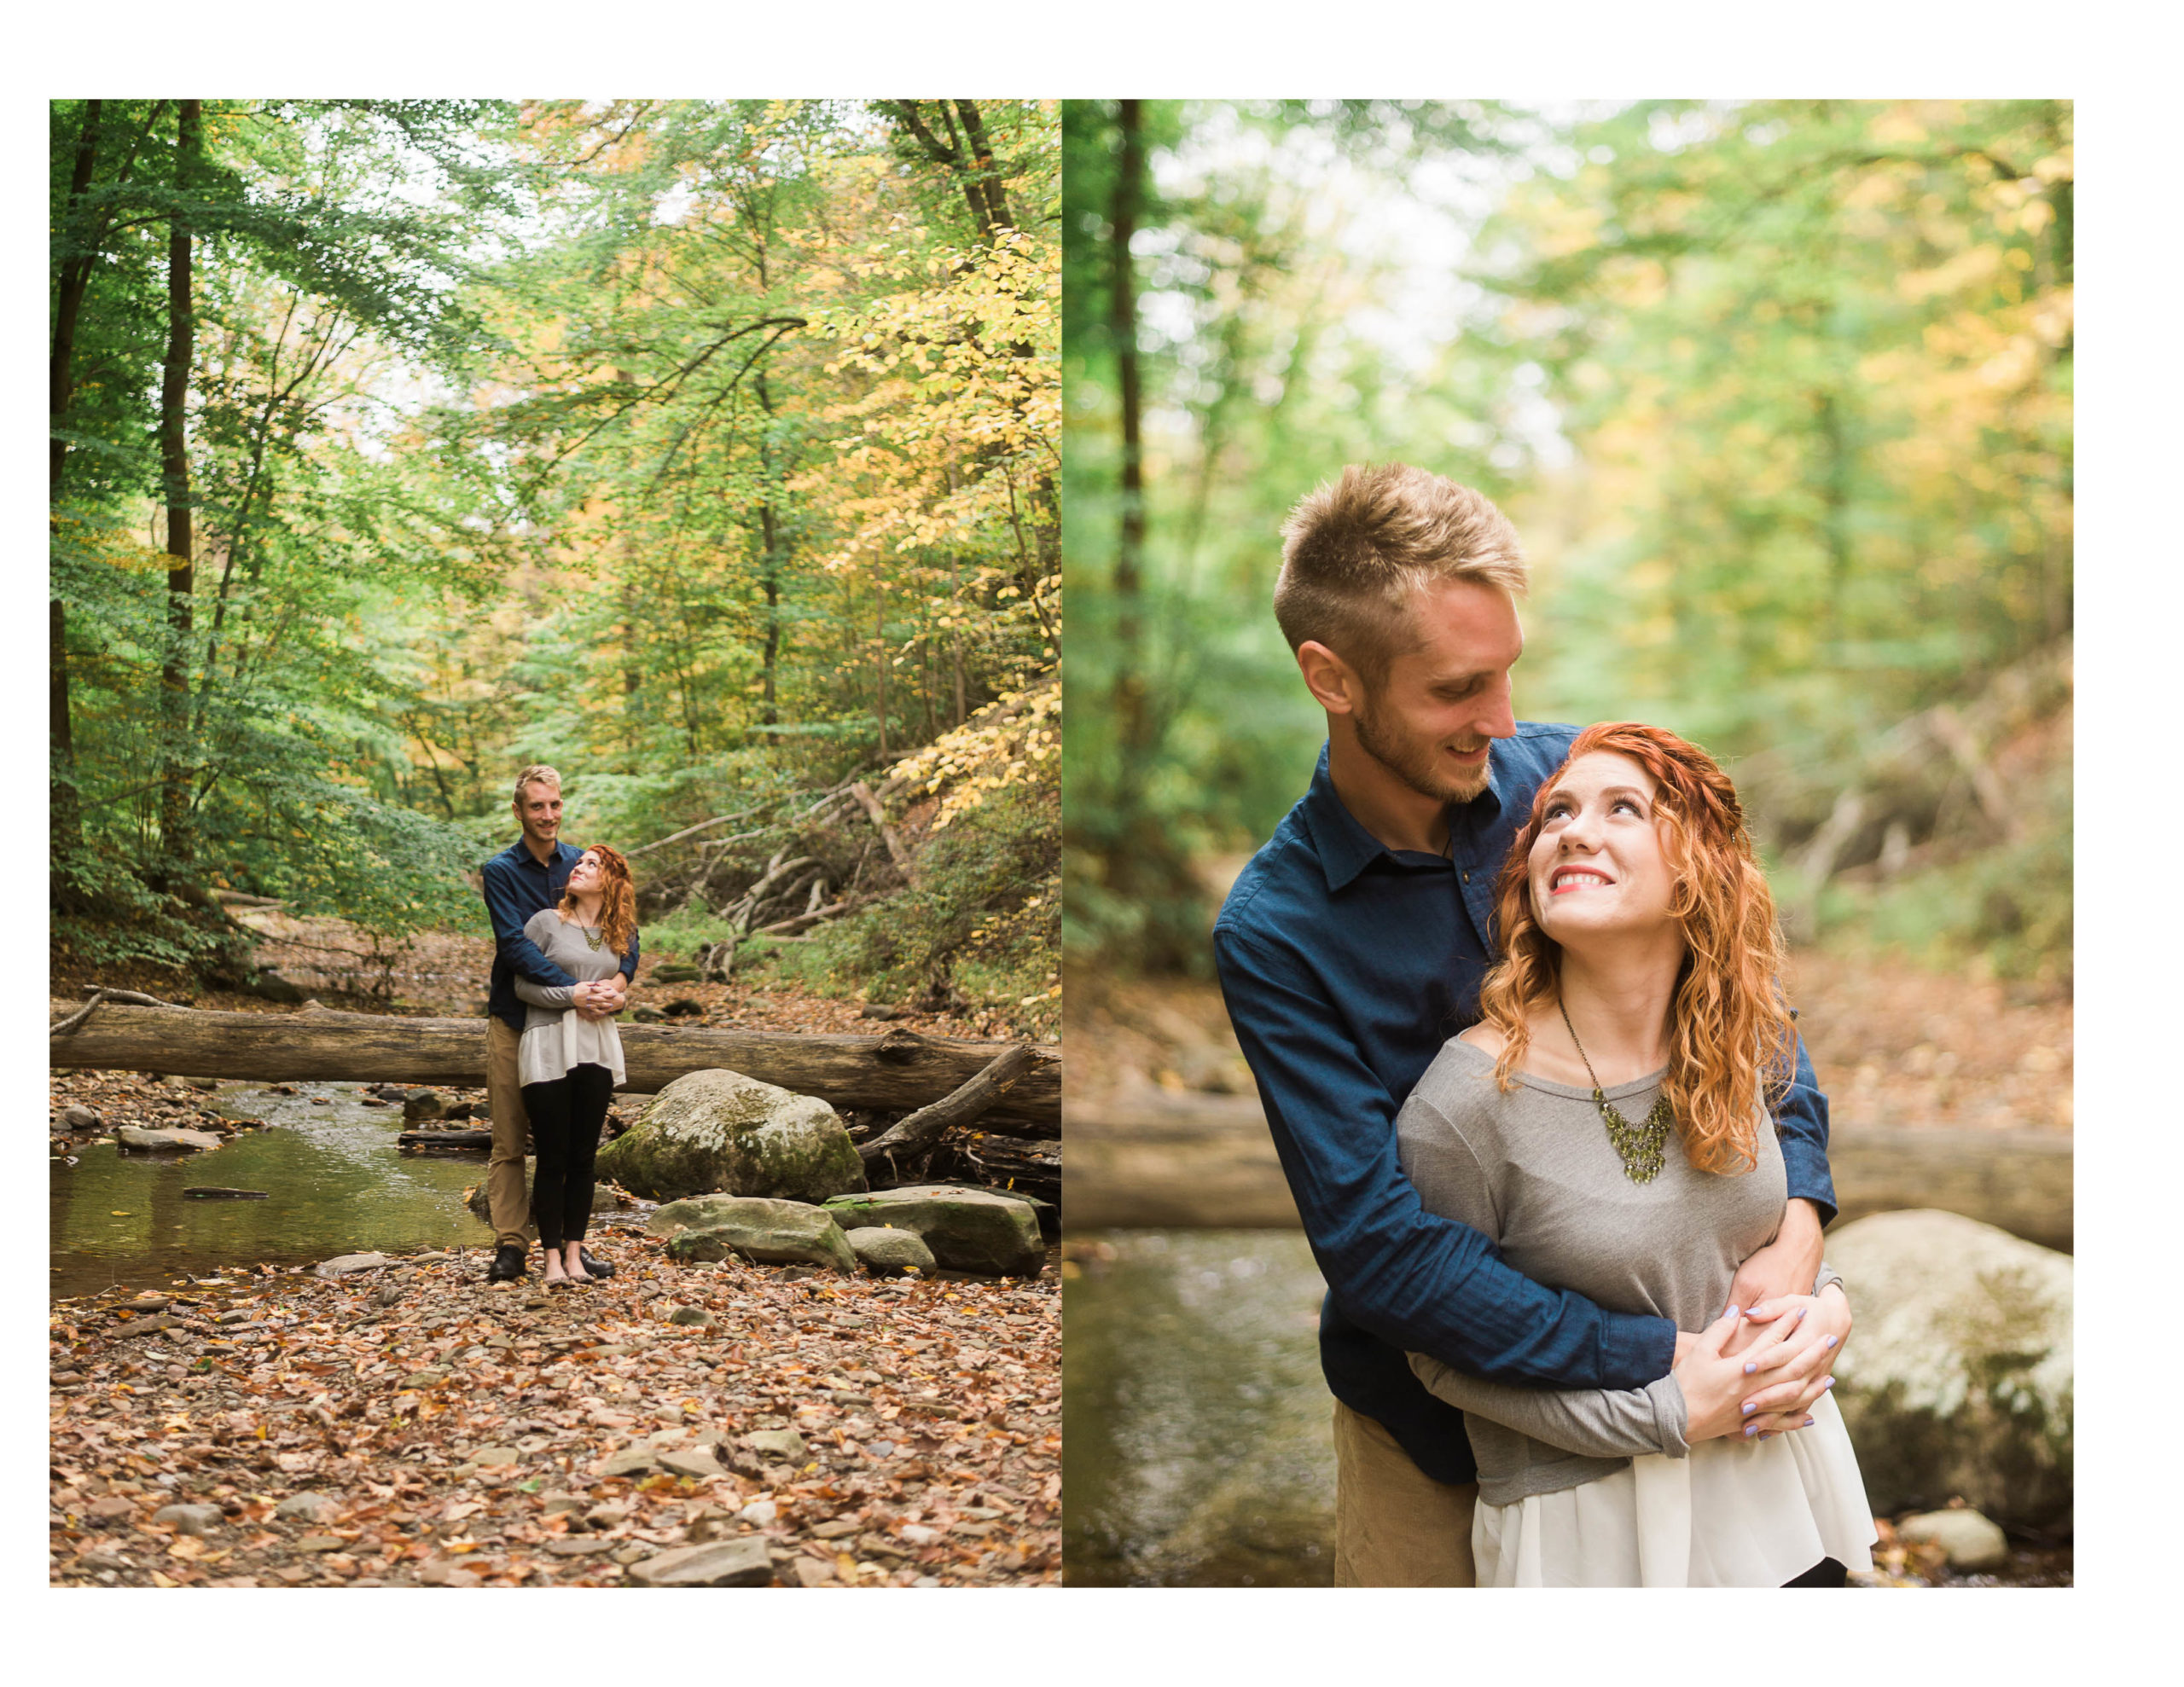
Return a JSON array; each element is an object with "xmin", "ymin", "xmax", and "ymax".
[
  {"xmin": 578, "ymin": 1249, "xmax": 615, "ymax": 1280},
  {"xmin": 485, "ymin": 1244, "xmax": 526, "ymax": 1284}
]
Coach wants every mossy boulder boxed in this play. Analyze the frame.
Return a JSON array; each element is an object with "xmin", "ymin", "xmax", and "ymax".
[
  {"xmin": 822, "ymin": 1185, "xmax": 1044, "ymax": 1277},
  {"xmin": 595, "ymin": 1069, "xmax": 866, "ymax": 1203},
  {"xmin": 650, "ymin": 1194, "xmax": 857, "ymax": 1273},
  {"xmin": 1825, "ymin": 1209, "xmax": 2072, "ymax": 1532}
]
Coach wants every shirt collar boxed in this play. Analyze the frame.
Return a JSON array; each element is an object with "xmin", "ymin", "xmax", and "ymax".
[
  {"xmin": 500, "ymin": 836, "xmax": 577, "ymax": 872},
  {"xmin": 1301, "ymin": 740, "xmax": 1507, "ymax": 893}
]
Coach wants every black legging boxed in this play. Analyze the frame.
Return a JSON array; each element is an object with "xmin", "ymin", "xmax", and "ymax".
[{"xmin": 521, "ymin": 1062, "xmax": 614, "ymax": 1251}]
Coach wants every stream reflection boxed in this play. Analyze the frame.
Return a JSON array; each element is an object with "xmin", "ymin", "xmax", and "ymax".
[
  {"xmin": 49, "ymin": 1081, "xmax": 484, "ymax": 1300},
  {"xmin": 1063, "ymin": 1229, "xmax": 1336, "ymax": 1586}
]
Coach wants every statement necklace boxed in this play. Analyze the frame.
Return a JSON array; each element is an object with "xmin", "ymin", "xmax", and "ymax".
[{"xmin": 1557, "ymin": 999, "xmax": 1674, "ymax": 1184}]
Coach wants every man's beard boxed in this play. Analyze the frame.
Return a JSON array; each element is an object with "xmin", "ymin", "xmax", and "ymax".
[{"xmin": 1353, "ymin": 693, "xmax": 1492, "ymax": 806}]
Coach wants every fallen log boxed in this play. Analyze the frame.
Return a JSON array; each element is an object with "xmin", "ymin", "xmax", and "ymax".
[
  {"xmin": 50, "ymin": 1001, "xmax": 1061, "ymax": 1132},
  {"xmin": 398, "ymin": 1129, "xmax": 495, "ymax": 1151},
  {"xmin": 919, "ymin": 1131, "xmax": 1060, "ymax": 1209},
  {"xmin": 858, "ymin": 1043, "xmax": 1039, "ymax": 1163},
  {"xmin": 1066, "ymin": 1093, "xmax": 2072, "ymax": 1251}
]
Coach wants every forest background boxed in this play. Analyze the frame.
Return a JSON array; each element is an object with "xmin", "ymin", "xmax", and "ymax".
[
  {"xmin": 49, "ymin": 98, "xmax": 1060, "ymax": 1037},
  {"xmin": 1066, "ymin": 97, "xmax": 2071, "ymax": 990}
]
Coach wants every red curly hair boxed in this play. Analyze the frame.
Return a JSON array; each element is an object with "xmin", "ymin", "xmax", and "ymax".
[
  {"xmin": 1475, "ymin": 722, "xmax": 1796, "ymax": 1175},
  {"xmin": 558, "ymin": 844, "xmax": 637, "ymax": 959}
]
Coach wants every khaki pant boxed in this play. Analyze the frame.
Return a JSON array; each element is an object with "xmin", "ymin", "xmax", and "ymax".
[
  {"xmin": 1332, "ymin": 1401, "xmax": 1479, "ymax": 1587},
  {"xmin": 485, "ymin": 1016, "xmax": 533, "ymax": 1249}
]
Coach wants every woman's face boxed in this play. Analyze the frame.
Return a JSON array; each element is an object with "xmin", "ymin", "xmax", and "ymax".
[
  {"xmin": 1526, "ymin": 751, "xmax": 1680, "ymax": 952},
  {"xmin": 567, "ymin": 851, "xmax": 604, "ymax": 896}
]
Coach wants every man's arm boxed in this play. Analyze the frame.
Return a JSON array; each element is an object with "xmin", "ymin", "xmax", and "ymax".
[
  {"xmin": 1728, "ymin": 1030, "xmax": 1835, "ymax": 1309},
  {"xmin": 1216, "ymin": 926, "xmax": 1676, "ymax": 1391},
  {"xmin": 481, "ymin": 860, "xmax": 578, "ymax": 990}
]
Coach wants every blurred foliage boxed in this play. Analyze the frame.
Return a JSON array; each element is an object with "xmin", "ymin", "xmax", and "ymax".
[{"xmin": 1064, "ymin": 98, "xmax": 2071, "ymax": 983}]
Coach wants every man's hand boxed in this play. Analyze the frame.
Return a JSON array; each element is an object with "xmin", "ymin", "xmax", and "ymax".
[
  {"xmin": 572, "ymin": 978, "xmax": 624, "ymax": 1022},
  {"xmin": 1728, "ymin": 1198, "xmax": 1825, "ymax": 1313},
  {"xmin": 1721, "ymin": 1284, "xmax": 1850, "ymax": 1436}
]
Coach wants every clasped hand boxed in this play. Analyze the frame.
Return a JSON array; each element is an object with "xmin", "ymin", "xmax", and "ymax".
[
  {"xmin": 572, "ymin": 977, "xmax": 629, "ymax": 1020},
  {"xmin": 1671, "ymin": 1284, "xmax": 1850, "ymax": 1443}
]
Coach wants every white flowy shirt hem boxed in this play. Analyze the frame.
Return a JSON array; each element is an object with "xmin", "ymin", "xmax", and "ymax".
[{"xmin": 1472, "ymin": 1394, "xmax": 1877, "ymax": 1587}]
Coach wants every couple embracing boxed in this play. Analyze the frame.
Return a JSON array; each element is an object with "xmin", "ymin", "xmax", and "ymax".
[
  {"xmin": 478, "ymin": 763, "xmax": 642, "ymax": 1290},
  {"xmin": 1215, "ymin": 465, "xmax": 1878, "ymax": 1587}
]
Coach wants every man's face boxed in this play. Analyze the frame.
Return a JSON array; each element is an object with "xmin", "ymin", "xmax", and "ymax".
[
  {"xmin": 1350, "ymin": 577, "xmax": 1522, "ymax": 807},
  {"xmin": 514, "ymin": 780, "xmax": 563, "ymax": 849}
]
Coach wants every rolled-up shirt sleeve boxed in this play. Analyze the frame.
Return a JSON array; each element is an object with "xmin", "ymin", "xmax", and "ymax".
[
  {"xmin": 1774, "ymin": 1028, "xmax": 1837, "ymax": 1225},
  {"xmin": 1215, "ymin": 925, "xmax": 1676, "ymax": 1392}
]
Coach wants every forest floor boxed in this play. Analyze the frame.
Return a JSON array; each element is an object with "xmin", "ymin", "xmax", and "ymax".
[
  {"xmin": 49, "ymin": 924, "xmax": 1060, "ymax": 1589},
  {"xmin": 49, "ymin": 1250, "xmax": 1058, "ymax": 1588},
  {"xmin": 1062, "ymin": 946, "xmax": 2072, "ymax": 1133}
]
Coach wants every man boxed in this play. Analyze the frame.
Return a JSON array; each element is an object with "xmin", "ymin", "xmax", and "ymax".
[
  {"xmin": 479, "ymin": 764, "xmax": 639, "ymax": 1284},
  {"xmin": 1212, "ymin": 464, "xmax": 1850, "ymax": 1586}
]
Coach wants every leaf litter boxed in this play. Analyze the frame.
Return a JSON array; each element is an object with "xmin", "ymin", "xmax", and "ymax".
[{"xmin": 50, "ymin": 1238, "xmax": 1060, "ymax": 1588}]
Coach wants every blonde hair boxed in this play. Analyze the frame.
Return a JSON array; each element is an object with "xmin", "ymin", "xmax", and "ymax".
[
  {"xmin": 1476, "ymin": 722, "xmax": 1797, "ymax": 1176},
  {"xmin": 1275, "ymin": 464, "xmax": 1528, "ymax": 683},
  {"xmin": 511, "ymin": 763, "xmax": 562, "ymax": 805}
]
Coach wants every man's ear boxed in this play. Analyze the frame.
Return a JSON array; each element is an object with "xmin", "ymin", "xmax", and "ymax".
[{"xmin": 1297, "ymin": 641, "xmax": 1362, "ymax": 716}]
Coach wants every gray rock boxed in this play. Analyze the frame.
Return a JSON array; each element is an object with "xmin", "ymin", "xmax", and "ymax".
[
  {"xmin": 1897, "ymin": 1508, "xmax": 2011, "ymax": 1571},
  {"xmin": 595, "ymin": 1068, "xmax": 867, "ymax": 1203},
  {"xmin": 844, "ymin": 1225, "xmax": 937, "ymax": 1275},
  {"xmin": 62, "ymin": 1104, "xmax": 98, "ymax": 1130},
  {"xmin": 1826, "ymin": 1209, "xmax": 2072, "ymax": 1530},
  {"xmin": 822, "ymin": 1185, "xmax": 1045, "ymax": 1277},
  {"xmin": 740, "ymin": 1429, "xmax": 807, "ymax": 1463},
  {"xmin": 649, "ymin": 1194, "xmax": 858, "ymax": 1274},
  {"xmin": 468, "ymin": 1446, "xmax": 521, "ymax": 1467},
  {"xmin": 626, "ymin": 1537, "xmax": 775, "ymax": 1587},
  {"xmin": 737, "ymin": 1499, "xmax": 778, "ymax": 1527},
  {"xmin": 666, "ymin": 1306, "xmax": 714, "ymax": 1327},
  {"xmin": 403, "ymin": 1091, "xmax": 448, "ymax": 1123},
  {"xmin": 597, "ymin": 1446, "xmax": 659, "ymax": 1479},
  {"xmin": 154, "ymin": 1503, "xmax": 224, "ymax": 1536},
  {"xmin": 314, "ymin": 1252, "xmax": 392, "ymax": 1279},
  {"xmin": 659, "ymin": 1447, "xmax": 724, "ymax": 1480},
  {"xmin": 275, "ymin": 1493, "xmax": 340, "ymax": 1523},
  {"xmin": 118, "ymin": 1125, "xmax": 224, "ymax": 1152}
]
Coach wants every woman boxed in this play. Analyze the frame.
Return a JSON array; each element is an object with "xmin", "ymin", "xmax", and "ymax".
[
  {"xmin": 512, "ymin": 844, "xmax": 636, "ymax": 1288},
  {"xmin": 1393, "ymin": 722, "xmax": 1875, "ymax": 1586}
]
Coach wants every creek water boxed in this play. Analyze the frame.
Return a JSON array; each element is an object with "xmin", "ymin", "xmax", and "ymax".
[
  {"xmin": 1063, "ymin": 1229, "xmax": 1337, "ymax": 1586},
  {"xmin": 49, "ymin": 1082, "xmax": 484, "ymax": 1301}
]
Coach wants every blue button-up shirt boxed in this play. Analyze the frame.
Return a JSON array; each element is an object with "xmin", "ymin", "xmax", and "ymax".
[
  {"xmin": 1213, "ymin": 728, "xmax": 1836, "ymax": 1487},
  {"xmin": 482, "ymin": 838, "xmax": 640, "ymax": 1033}
]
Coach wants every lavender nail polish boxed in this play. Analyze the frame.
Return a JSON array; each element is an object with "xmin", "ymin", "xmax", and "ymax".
[
  {"xmin": 1742, "ymin": 1401, "xmax": 1756, "ymax": 1414},
  {"xmin": 1743, "ymin": 1362, "xmax": 1757, "ymax": 1375}
]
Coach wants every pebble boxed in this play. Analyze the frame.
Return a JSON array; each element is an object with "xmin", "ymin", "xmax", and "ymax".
[
  {"xmin": 1897, "ymin": 1508, "xmax": 2011, "ymax": 1571},
  {"xmin": 152, "ymin": 1503, "xmax": 224, "ymax": 1535},
  {"xmin": 626, "ymin": 1538, "xmax": 775, "ymax": 1587},
  {"xmin": 737, "ymin": 1500, "xmax": 778, "ymax": 1527},
  {"xmin": 275, "ymin": 1493, "xmax": 341, "ymax": 1523}
]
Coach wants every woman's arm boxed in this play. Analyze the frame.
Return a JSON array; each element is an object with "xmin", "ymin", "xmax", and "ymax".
[
  {"xmin": 1409, "ymin": 1303, "xmax": 1774, "ymax": 1458},
  {"xmin": 514, "ymin": 913, "xmax": 582, "ymax": 1008},
  {"xmin": 1408, "ymin": 1350, "xmax": 1689, "ymax": 1460}
]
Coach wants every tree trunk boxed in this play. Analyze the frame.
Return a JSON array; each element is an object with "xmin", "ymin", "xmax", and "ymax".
[
  {"xmin": 49, "ymin": 99, "xmax": 104, "ymax": 861},
  {"xmin": 50, "ymin": 1002, "xmax": 1064, "ymax": 1132},
  {"xmin": 1109, "ymin": 100, "xmax": 1149, "ymax": 765},
  {"xmin": 157, "ymin": 100, "xmax": 202, "ymax": 874},
  {"xmin": 1066, "ymin": 1092, "xmax": 2071, "ymax": 1251}
]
